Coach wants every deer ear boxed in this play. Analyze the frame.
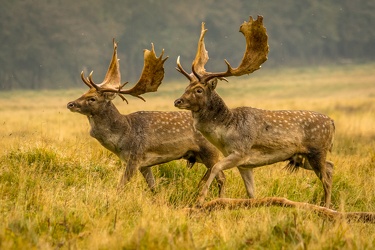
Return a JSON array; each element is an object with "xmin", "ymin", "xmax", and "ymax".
[
  {"xmin": 208, "ymin": 78, "xmax": 218, "ymax": 90},
  {"xmin": 103, "ymin": 92, "xmax": 117, "ymax": 100}
]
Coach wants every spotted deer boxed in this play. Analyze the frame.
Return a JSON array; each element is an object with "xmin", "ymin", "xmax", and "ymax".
[
  {"xmin": 67, "ymin": 40, "xmax": 225, "ymax": 195},
  {"xmin": 174, "ymin": 16, "xmax": 335, "ymax": 207}
]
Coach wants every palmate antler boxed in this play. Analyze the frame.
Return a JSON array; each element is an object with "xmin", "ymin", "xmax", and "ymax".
[
  {"xmin": 81, "ymin": 39, "xmax": 121, "ymax": 91},
  {"xmin": 176, "ymin": 22, "xmax": 208, "ymax": 81},
  {"xmin": 81, "ymin": 39, "xmax": 168, "ymax": 103},
  {"xmin": 177, "ymin": 15, "xmax": 269, "ymax": 84}
]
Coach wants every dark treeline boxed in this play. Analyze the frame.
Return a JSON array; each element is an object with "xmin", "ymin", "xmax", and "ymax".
[{"xmin": 0, "ymin": 0, "xmax": 374, "ymax": 90}]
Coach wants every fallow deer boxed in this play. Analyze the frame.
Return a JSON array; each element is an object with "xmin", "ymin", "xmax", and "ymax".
[
  {"xmin": 67, "ymin": 40, "xmax": 225, "ymax": 195},
  {"xmin": 174, "ymin": 16, "xmax": 335, "ymax": 207}
]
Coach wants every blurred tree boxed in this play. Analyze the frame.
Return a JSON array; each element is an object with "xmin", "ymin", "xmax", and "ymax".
[{"xmin": 0, "ymin": 0, "xmax": 374, "ymax": 90}]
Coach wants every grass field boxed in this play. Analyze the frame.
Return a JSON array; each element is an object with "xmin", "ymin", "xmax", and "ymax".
[{"xmin": 1, "ymin": 63, "xmax": 375, "ymax": 249}]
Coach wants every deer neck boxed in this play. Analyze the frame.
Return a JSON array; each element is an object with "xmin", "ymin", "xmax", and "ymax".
[
  {"xmin": 87, "ymin": 101, "xmax": 130, "ymax": 153},
  {"xmin": 192, "ymin": 91, "xmax": 232, "ymax": 139}
]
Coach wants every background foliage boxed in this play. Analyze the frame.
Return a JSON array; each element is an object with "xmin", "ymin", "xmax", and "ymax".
[{"xmin": 1, "ymin": 0, "xmax": 374, "ymax": 90}]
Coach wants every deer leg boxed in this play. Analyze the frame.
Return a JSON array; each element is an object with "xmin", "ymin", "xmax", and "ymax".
[
  {"xmin": 306, "ymin": 153, "xmax": 333, "ymax": 207},
  {"xmin": 197, "ymin": 147, "xmax": 226, "ymax": 198},
  {"xmin": 118, "ymin": 162, "xmax": 138, "ymax": 191},
  {"xmin": 197, "ymin": 168, "xmax": 226, "ymax": 198},
  {"xmin": 198, "ymin": 150, "xmax": 226, "ymax": 197},
  {"xmin": 324, "ymin": 160, "xmax": 334, "ymax": 205},
  {"xmin": 237, "ymin": 167, "xmax": 255, "ymax": 198},
  {"xmin": 140, "ymin": 166, "xmax": 156, "ymax": 191},
  {"xmin": 197, "ymin": 168, "xmax": 211, "ymax": 187},
  {"xmin": 326, "ymin": 160, "xmax": 334, "ymax": 183},
  {"xmin": 197, "ymin": 154, "xmax": 242, "ymax": 206},
  {"xmin": 216, "ymin": 171, "xmax": 226, "ymax": 197}
]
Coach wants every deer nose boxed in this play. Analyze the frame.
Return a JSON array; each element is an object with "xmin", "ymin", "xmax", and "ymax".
[
  {"xmin": 174, "ymin": 98, "xmax": 183, "ymax": 107},
  {"xmin": 67, "ymin": 102, "xmax": 75, "ymax": 109}
]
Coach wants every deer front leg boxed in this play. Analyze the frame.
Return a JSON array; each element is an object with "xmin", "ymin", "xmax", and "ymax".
[
  {"xmin": 117, "ymin": 161, "xmax": 139, "ymax": 192},
  {"xmin": 197, "ymin": 153, "xmax": 242, "ymax": 206},
  {"xmin": 140, "ymin": 166, "xmax": 156, "ymax": 191},
  {"xmin": 197, "ymin": 169, "xmax": 226, "ymax": 198}
]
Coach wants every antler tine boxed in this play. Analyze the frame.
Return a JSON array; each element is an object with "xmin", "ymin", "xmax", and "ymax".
[
  {"xmin": 117, "ymin": 94, "xmax": 129, "ymax": 104},
  {"xmin": 81, "ymin": 71, "xmax": 94, "ymax": 89},
  {"xmin": 176, "ymin": 56, "xmax": 193, "ymax": 81},
  {"xmin": 115, "ymin": 43, "xmax": 168, "ymax": 101},
  {"xmin": 98, "ymin": 81, "xmax": 130, "ymax": 103},
  {"xmin": 88, "ymin": 71, "xmax": 100, "ymax": 91},
  {"xmin": 202, "ymin": 15, "xmax": 269, "ymax": 83}
]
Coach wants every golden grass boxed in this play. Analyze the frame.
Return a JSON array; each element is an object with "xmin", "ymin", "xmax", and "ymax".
[{"xmin": 0, "ymin": 63, "xmax": 375, "ymax": 249}]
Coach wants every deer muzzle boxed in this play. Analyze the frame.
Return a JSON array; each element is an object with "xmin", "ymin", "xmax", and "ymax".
[
  {"xmin": 67, "ymin": 101, "xmax": 79, "ymax": 112},
  {"xmin": 174, "ymin": 98, "xmax": 183, "ymax": 106},
  {"xmin": 174, "ymin": 98, "xmax": 186, "ymax": 109},
  {"xmin": 67, "ymin": 101, "xmax": 75, "ymax": 109}
]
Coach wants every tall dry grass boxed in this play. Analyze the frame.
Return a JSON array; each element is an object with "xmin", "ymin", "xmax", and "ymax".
[{"xmin": 0, "ymin": 63, "xmax": 375, "ymax": 249}]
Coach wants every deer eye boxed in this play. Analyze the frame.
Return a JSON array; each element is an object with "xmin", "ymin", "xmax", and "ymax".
[
  {"xmin": 88, "ymin": 97, "xmax": 96, "ymax": 103},
  {"xmin": 196, "ymin": 88, "xmax": 203, "ymax": 94}
]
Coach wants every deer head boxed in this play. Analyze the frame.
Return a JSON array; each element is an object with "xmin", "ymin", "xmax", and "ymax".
[
  {"xmin": 174, "ymin": 16, "xmax": 269, "ymax": 111},
  {"xmin": 67, "ymin": 39, "xmax": 168, "ymax": 116}
]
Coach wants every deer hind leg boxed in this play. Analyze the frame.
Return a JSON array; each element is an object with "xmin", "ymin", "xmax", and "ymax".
[
  {"xmin": 306, "ymin": 153, "xmax": 333, "ymax": 207},
  {"xmin": 325, "ymin": 160, "xmax": 334, "ymax": 183},
  {"xmin": 238, "ymin": 167, "xmax": 255, "ymax": 198}
]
